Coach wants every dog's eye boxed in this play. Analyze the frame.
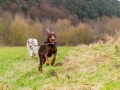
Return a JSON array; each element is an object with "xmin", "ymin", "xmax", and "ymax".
[
  {"xmin": 48, "ymin": 33, "xmax": 52, "ymax": 37},
  {"xmin": 53, "ymin": 34, "xmax": 56, "ymax": 38}
]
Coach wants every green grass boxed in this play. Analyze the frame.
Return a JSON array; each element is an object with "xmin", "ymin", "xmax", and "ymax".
[
  {"xmin": 1, "ymin": 44, "xmax": 120, "ymax": 90},
  {"xmin": 0, "ymin": 46, "xmax": 74, "ymax": 90}
]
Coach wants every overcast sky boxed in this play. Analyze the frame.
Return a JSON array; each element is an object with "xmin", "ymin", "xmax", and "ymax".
[{"xmin": 118, "ymin": 0, "xmax": 120, "ymax": 1}]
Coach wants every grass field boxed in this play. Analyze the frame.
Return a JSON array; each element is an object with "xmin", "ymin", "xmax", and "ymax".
[
  {"xmin": 0, "ymin": 46, "xmax": 74, "ymax": 90},
  {"xmin": 0, "ymin": 44, "xmax": 120, "ymax": 90}
]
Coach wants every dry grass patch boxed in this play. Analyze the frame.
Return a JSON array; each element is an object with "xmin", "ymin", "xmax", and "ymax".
[{"xmin": 57, "ymin": 40, "xmax": 120, "ymax": 89}]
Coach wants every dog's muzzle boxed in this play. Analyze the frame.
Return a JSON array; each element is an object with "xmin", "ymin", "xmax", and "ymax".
[{"xmin": 50, "ymin": 39, "xmax": 55, "ymax": 44}]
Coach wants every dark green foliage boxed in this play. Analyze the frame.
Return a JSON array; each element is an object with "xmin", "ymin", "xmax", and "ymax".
[
  {"xmin": 65, "ymin": 0, "xmax": 120, "ymax": 19},
  {"xmin": 10, "ymin": 0, "xmax": 16, "ymax": 3},
  {"xmin": 0, "ymin": 0, "xmax": 120, "ymax": 20},
  {"xmin": 20, "ymin": 5, "xmax": 27, "ymax": 11},
  {"xmin": 0, "ymin": 0, "xmax": 2, "ymax": 6},
  {"xmin": 52, "ymin": 0, "xmax": 62, "ymax": 6}
]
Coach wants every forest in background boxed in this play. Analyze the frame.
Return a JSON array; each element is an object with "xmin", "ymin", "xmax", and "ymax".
[
  {"xmin": 0, "ymin": 0, "xmax": 120, "ymax": 46},
  {"xmin": 0, "ymin": 0, "xmax": 120, "ymax": 24}
]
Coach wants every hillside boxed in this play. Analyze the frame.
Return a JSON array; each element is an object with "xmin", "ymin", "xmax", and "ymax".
[{"xmin": 0, "ymin": 0, "xmax": 120, "ymax": 25}]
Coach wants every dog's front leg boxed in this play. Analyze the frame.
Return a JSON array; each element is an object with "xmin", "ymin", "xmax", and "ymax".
[
  {"xmin": 29, "ymin": 51, "xmax": 33, "ymax": 57},
  {"xmin": 38, "ymin": 56, "xmax": 43, "ymax": 73},
  {"xmin": 44, "ymin": 53, "xmax": 50, "ymax": 66},
  {"xmin": 51, "ymin": 54, "xmax": 56, "ymax": 66}
]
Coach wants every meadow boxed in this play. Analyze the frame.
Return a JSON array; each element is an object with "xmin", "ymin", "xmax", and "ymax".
[
  {"xmin": 0, "ymin": 46, "xmax": 74, "ymax": 90},
  {"xmin": 0, "ymin": 41, "xmax": 120, "ymax": 90}
]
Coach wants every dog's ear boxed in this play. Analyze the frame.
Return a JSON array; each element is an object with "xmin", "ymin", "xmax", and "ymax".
[{"xmin": 47, "ymin": 28, "xmax": 50, "ymax": 34}]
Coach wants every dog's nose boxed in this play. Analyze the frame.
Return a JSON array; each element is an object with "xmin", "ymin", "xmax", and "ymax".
[
  {"xmin": 29, "ymin": 45, "xmax": 32, "ymax": 47},
  {"xmin": 52, "ymin": 38, "xmax": 55, "ymax": 41},
  {"xmin": 51, "ymin": 36, "xmax": 55, "ymax": 40}
]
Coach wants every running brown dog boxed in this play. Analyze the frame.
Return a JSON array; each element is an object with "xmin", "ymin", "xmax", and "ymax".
[{"xmin": 38, "ymin": 28, "xmax": 57, "ymax": 73}]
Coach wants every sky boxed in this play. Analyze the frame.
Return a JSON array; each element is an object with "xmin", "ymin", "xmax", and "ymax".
[{"xmin": 118, "ymin": 0, "xmax": 120, "ymax": 1}]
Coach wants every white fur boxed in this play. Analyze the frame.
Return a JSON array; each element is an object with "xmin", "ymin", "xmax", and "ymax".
[{"xmin": 27, "ymin": 38, "xmax": 38, "ymax": 57}]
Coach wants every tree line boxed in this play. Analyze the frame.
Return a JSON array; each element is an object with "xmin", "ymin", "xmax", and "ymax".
[
  {"xmin": 0, "ymin": 0, "xmax": 120, "ymax": 25},
  {"xmin": 0, "ymin": 13, "xmax": 120, "ymax": 46}
]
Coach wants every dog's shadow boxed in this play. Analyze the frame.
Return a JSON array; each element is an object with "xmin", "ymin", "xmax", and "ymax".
[{"xmin": 31, "ymin": 56, "xmax": 39, "ymax": 60}]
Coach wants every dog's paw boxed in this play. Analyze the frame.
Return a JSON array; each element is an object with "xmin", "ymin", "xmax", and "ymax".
[
  {"xmin": 51, "ymin": 62, "xmax": 54, "ymax": 66},
  {"xmin": 46, "ymin": 61, "xmax": 50, "ymax": 66},
  {"xmin": 38, "ymin": 69, "xmax": 43, "ymax": 73},
  {"xmin": 38, "ymin": 66, "xmax": 43, "ymax": 73},
  {"xmin": 39, "ymin": 70, "xmax": 43, "ymax": 73},
  {"xmin": 51, "ymin": 60, "xmax": 55, "ymax": 66},
  {"xmin": 46, "ymin": 63, "xmax": 50, "ymax": 66}
]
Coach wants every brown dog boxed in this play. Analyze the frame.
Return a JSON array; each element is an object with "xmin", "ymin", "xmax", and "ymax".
[{"xmin": 38, "ymin": 28, "xmax": 57, "ymax": 73}]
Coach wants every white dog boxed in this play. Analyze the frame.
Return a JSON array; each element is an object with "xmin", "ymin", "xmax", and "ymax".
[{"xmin": 27, "ymin": 38, "xmax": 38, "ymax": 57}]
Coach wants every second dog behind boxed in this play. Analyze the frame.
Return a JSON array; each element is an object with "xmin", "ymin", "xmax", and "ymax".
[{"xmin": 27, "ymin": 38, "xmax": 38, "ymax": 57}]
